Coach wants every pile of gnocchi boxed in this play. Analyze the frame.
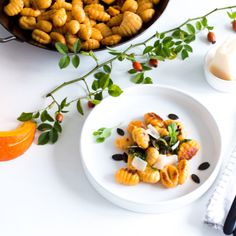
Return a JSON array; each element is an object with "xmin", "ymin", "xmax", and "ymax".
[
  {"xmin": 114, "ymin": 112, "xmax": 200, "ymax": 188},
  {"xmin": 4, "ymin": 0, "xmax": 161, "ymax": 51}
]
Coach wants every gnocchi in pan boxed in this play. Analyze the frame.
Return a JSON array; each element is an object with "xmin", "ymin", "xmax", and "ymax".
[
  {"xmin": 113, "ymin": 112, "xmax": 200, "ymax": 188},
  {"xmin": 3, "ymin": 0, "xmax": 161, "ymax": 51}
]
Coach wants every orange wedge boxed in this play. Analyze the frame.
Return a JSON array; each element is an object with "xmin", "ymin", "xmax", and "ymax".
[{"xmin": 0, "ymin": 121, "xmax": 36, "ymax": 161}]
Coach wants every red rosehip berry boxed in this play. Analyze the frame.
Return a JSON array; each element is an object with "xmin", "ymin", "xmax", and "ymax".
[
  {"xmin": 88, "ymin": 101, "xmax": 95, "ymax": 108},
  {"xmin": 132, "ymin": 61, "xmax": 142, "ymax": 71},
  {"xmin": 149, "ymin": 59, "xmax": 158, "ymax": 67},
  {"xmin": 232, "ymin": 20, "xmax": 236, "ymax": 31},
  {"xmin": 207, "ymin": 31, "xmax": 216, "ymax": 44},
  {"xmin": 55, "ymin": 113, "xmax": 64, "ymax": 123}
]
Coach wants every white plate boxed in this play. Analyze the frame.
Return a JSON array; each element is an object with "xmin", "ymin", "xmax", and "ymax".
[{"xmin": 80, "ymin": 85, "xmax": 222, "ymax": 213}]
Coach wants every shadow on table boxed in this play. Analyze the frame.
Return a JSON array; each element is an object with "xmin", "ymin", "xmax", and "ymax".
[{"xmin": 51, "ymin": 112, "xmax": 133, "ymax": 216}]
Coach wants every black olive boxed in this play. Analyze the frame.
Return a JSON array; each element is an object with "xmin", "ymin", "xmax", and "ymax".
[{"xmin": 123, "ymin": 152, "xmax": 128, "ymax": 163}]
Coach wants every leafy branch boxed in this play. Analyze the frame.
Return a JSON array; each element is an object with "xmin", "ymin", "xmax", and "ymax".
[{"xmin": 18, "ymin": 5, "xmax": 236, "ymax": 145}]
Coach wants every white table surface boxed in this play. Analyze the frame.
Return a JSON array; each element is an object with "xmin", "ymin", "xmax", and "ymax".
[{"xmin": 1, "ymin": 0, "xmax": 236, "ymax": 235}]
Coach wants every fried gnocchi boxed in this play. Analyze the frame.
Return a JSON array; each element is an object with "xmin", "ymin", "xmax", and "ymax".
[
  {"xmin": 109, "ymin": 112, "xmax": 200, "ymax": 188},
  {"xmin": 4, "ymin": 0, "xmax": 161, "ymax": 50}
]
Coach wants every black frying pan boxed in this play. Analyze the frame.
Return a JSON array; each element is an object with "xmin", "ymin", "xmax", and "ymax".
[{"xmin": 0, "ymin": 0, "xmax": 169, "ymax": 52}]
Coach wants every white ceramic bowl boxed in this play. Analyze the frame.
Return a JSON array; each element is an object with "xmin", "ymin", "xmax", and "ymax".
[{"xmin": 204, "ymin": 46, "xmax": 236, "ymax": 93}]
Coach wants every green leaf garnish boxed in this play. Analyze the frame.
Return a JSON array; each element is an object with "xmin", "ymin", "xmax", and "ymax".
[{"xmin": 167, "ymin": 123, "xmax": 179, "ymax": 145}]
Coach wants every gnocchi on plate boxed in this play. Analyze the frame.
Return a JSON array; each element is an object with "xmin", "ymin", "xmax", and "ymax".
[{"xmin": 113, "ymin": 112, "xmax": 200, "ymax": 188}]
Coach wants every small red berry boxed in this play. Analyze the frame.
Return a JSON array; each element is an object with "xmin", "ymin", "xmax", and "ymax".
[
  {"xmin": 232, "ymin": 20, "xmax": 236, "ymax": 31},
  {"xmin": 55, "ymin": 113, "xmax": 64, "ymax": 123},
  {"xmin": 207, "ymin": 31, "xmax": 216, "ymax": 44},
  {"xmin": 88, "ymin": 101, "xmax": 95, "ymax": 108},
  {"xmin": 149, "ymin": 59, "xmax": 158, "ymax": 67},
  {"xmin": 132, "ymin": 61, "xmax": 142, "ymax": 71}
]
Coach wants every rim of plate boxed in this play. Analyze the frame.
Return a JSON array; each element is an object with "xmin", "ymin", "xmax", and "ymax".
[{"xmin": 79, "ymin": 84, "xmax": 222, "ymax": 210}]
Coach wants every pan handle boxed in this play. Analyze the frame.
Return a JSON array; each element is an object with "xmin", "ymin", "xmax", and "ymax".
[{"xmin": 0, "ymin": 35, "xmax": 17, "ymax": 43}]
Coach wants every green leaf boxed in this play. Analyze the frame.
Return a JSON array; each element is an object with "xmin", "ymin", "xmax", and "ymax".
[
  {"xmin": 103, "ymin": 65, "xmax": 111, "ymax": 74},
  {"xmin": 38, "ymin": 132, "xmax": 50, "ymax": 145},
  {"xmin": 142, "ymin": 65, "xmax": 152, "ymax": 71},
  {"xmin": 93, "ymin": 127, "xmax": 105, "ymax": 136},
  {"xmin": 73, "ymin": 39, "xmax": 81, "ymax": 53},
  {"xmin": 128, "ymin": 69, "xmax": 137, "ymax": 74},
  {"xmin": 49, "ymin": 128, "xmax": 59, "ymax": 144},
  {"xmin": 90, "ymin": 99, "xmax": 100, "ymax": 105},
  {"xmin": 201, "ymin": 17, "xmax": 208, "ymax": 27},
  {"xmin": 196, "ymin": 21, "xmax": 202, "ymax": 30},
  {"xmin": 109, "ymin": 51, "xmax": 120, "ymax": 56},
  {"xmin": 33, "ymin": 112, "xmax": 40, "ymax": 119},
  {"xmin": 92, "ymin": 80, "xmax": 99, "ymax": 91},
  {"xmin": 117, "ymin": 54, "xmax": 125, "ymax": 61},
  {"xmin": 17, "ymin": 112, "xmax": 33, "ymax": 121},
  {"xmin": 94, "ymin": 72, "xmax": 106, "ymax": 80},
  {"xmin": 172, "ymin": 29, "xmax": 181, "ymax": 39},
  {"xmin": 167, "ymin": 122, "xmax": 179, "ymax": 145},
  {"xmin": 59, "ymin": 55, "xmax": 70, "ymax": 69},
  {"xmin": 132, "ymin": 72, "xmax": 144, "ymax": 84},
  {"xmin": 99, "ymin": 74, "xmax": 110, "ymax": 89},
  {"xmin": 186, "ymin": 24, "xmax": 195, "ymax": 34},
  {"xmin": 94, "ymin": 91, "xmax": 103, "ymax": 101},
  {"xmin": 100, "ymin": 128, "xmax": 112, "ymax": 138},
  {"xmin": 175, "ymin": 45, "xmax": 183, "ymax": 53},
  {"xmin": 143, "ymin": 46, "xmax": 153, "ymax": 54},
  {"xmin": 55, "ymin": 42, "xmax": 68, "ymax": 55},
  {"xmin": 154, "ymin": 40, "xmax": 160, "ymax": 47},
  {"xmin": 40, "ymin": 110, "xmax": 54, "ymax": 122},
  {"xmin": 184, "ymin": 34, "xmax": 195, "ymax": 44},
  {"xmin": 207, "ymin": 26, "xmax": 214, "ymax": 31},
  {"xmin": 37, "ymin": 123, "xmax": 52, "ymax": 131},
  {"xmin": 76, "ymin": 99, "xmax": 84, "ymax": 115},
  {"xmin": 232, "ymin": 12, "xmax": 236, "ymax": 19},
  {"xmin": 96, "ymin": 137, "xmax": 105, "ymax": 143},
  {"xmin": 160, "ymin": 33, "xmax": 165, "ymax": 39},
  {"xmin": 108, "ymin": 84, "xmax": 123, "ymax": 97},
  {"xmin": 60, "ymin": 97, "xmax": 68, "ymax": 110},
  {"xmin": 184, "ymin": 44, "xmax": 193, "ymax": 52},
  {"xmin": 181, "ymin": 49, "xmax": 189, "ymax": 60},
  {"xmin": 54, "ymin": 121, "xmax": 62, "ymax": 133},
  {"xmin": 162, "ymin": 36, "xmax": 173, "ymax": 44},
  {"xmin": 72, "ymin": 54, "xmax": 80, "ymax": 68},
  {"xmin": 144, "ymin": 77, "xmax": 153, "ymax": 84}
]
